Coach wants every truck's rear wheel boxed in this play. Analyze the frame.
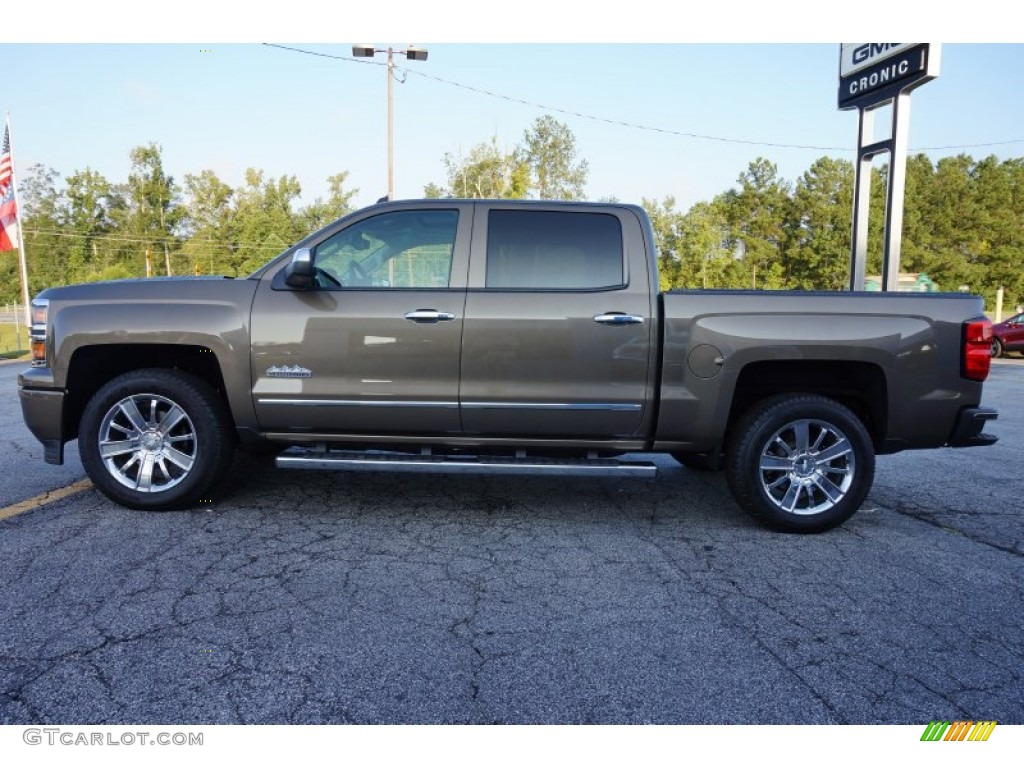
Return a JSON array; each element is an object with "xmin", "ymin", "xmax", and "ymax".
[
  {"xmin": 79, "ymin": 369, "xmax": 235, "ymax": 510},
  {"xmin": 725, "ymin": 394, "xmax": 874, "ymax": 533}
]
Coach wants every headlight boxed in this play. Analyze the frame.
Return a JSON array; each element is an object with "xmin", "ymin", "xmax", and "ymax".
[{"xmin": 30, "ymin": 298, "xmax": 49, "ymax": 367}]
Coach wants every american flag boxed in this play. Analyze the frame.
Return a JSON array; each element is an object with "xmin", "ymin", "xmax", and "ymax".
[{"xmin": 0, "ymin": 125, "xmax": 18, "ymax": 252}]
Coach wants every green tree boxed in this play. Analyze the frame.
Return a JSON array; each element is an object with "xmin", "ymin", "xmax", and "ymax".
[
  {"xmin": 10, "ymin": 140, "xmax": 1024, "ymax": 306},
  {"xmin": 722, "ymin": 158, "xmax": 791, "ymax": 289},
  {"xmin": 966, "ymin": 156, "xmax": 1024, "ymax": 307},
  {"xmin": 232, "ymin": 168, "xmax": 303, "ymax": 275},
  {"xmin": 299, "ymin": 171, "xmax": 359, "ymax": 232},
  {"xmin": 643, "ymin": 197, "xmax": 685, "ymax": 290},
  {"xmin": 13, "ymin": 164, "xmax": 67, "ymax": 298},
  {"xmin": 435, "ymin": 137, "xmax": 529, "ymax": 199},
  {"xmin": 644, "ymin": 197, "xmax": 736, "ymax": 290},
  {"xmin": 681, "ymin": 199, "xmax": 738, "ymax": 289},
  {"xmin": 517, "ymin": 115, "xmax": 588, "ymax": 200},
  {"xmin": 897, "ymin": 152, "xmax": 936, "ymax": 273},
  {"xmin": 181, "ymin": 169, "xmax": 235, "ymax": 275},
  {"xmin": 63, "ymin": 168, "xmax": 122, "ymax": 282},
  {"xmin": 423, "ymin": 182, "xmax": 445, "ymax": 199},
  {"xmin": 123, "ymin": 143, "xmax": 185, "ymax": 277},
  {"xmin": 786, "ymin": 157, "xmax": 854, "ymax": 290},
  {"xmin": 902, "ymin": 155, "xmax": 985, "ymax": 297},
  {"xmin": 18, "ymin": 163, "xmax": 61, "ymax": 221}
]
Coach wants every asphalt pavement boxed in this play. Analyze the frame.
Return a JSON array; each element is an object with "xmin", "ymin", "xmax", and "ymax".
[
  {"xmin": 0, "ymin": 357, "xmax": 1021, "ymax": 724},
  {"xmin": 0, "ymin": 360, "xmax": 86, "ymax": 508}
]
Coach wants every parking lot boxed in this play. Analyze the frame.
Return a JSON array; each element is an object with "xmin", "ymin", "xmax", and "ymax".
[{"xmin": 1, "ymin": 358, "xmax": 1021, "ymax": 724}]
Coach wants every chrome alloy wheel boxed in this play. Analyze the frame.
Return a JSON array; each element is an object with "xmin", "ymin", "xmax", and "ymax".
[
  {"xmin": 97, "ymin": 393, "xmax": 197, "ymax": 492},
  {"xmin": 757, "ymin": 418, "xmax": 856, "ymax": 516}
]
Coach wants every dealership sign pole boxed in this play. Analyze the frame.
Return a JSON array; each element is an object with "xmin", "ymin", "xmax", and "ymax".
[{"xmin": 839, "ymin": 44, "xmax": 941, "ymax": 291}]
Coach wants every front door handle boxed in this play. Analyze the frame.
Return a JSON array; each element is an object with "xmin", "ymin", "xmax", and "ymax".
[
  {"xmin": 404, "ymin": 309, "xmax": 456, "ymax": 323},
  {"xmin": 593, "ymin": 312, "xmax": 645, "ymax": 325}
]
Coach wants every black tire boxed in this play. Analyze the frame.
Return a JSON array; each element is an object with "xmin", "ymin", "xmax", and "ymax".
[
  {"xmin": 991, "ymin": 338, "xmax": 1004, "ymax": 358},
  {"xmin": 725, "ymin": 394, "xmax": 875, "ymax": 533},
  {"xmin": 671, "ymin": 451, "xmax": 723, "ymax": 472},
  {"xmin": 79, "ymin": 368, "xmax": 235, "ymax": 510}
]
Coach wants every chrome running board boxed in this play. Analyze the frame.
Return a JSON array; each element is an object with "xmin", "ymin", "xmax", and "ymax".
[{"xmin": 275, "ymin": 448, "xmax": 657, "ymax": 478}]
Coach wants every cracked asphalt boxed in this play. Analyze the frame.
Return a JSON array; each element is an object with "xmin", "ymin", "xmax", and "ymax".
[{"xmin": 1, "ymin": 359, "xmax": 1021, "ymax": 724}]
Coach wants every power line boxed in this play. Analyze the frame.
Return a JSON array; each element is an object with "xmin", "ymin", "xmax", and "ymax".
[
  {"xmin": 263, "ymin": 43, "xmax": 1024, "ymax": 153},
  {"xmin": 408, "ymin": 69, "xmax": 848, "ymax": 152}
]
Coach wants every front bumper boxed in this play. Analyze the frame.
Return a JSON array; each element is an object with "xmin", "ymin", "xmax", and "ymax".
[
  {"xmin": 947, "ymin": 406, "xmax": 999, "ymax": 448},
  {"xmin": 19, "ymin": 386, "xmax": 67, "ymax": 464}
]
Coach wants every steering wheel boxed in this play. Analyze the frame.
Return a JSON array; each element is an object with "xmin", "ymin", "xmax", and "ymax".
[{"xmin": 314, "ymin": 267, "xmax": 342, "ymax": 288}]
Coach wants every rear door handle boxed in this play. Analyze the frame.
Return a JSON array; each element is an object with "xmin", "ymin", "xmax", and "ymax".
[
  {"xmin": 593, "ymin": 312, "xmax": 645, "ymax": 325},
  {"xmin": 404, "ymin": 309, "xmax": 456, "ymax": 323}
]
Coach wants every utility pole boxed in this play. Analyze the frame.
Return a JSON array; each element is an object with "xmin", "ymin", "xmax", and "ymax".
[
  {"xmin": 387, "ymin": 47, "xmax": 394, "ymax": 199},
  {"xmin": 352, "ymin": 45, "xmax": 429, "ymax": 200}
]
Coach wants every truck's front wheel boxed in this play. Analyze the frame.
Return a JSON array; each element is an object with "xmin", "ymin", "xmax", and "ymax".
[
  {"xmin": 79, "ymin": 369, "xmax": 235, "ymax": 510},
  {"xmin": 725, "ymin": 394, "xmax": 875, "ymax": 533}
]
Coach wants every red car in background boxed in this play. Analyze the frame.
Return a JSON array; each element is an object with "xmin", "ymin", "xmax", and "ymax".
[{"xmin": 991, "ymin": 312, "xmax": 1024, "ymax": 357}]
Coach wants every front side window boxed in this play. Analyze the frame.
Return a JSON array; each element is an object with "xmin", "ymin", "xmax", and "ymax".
[
  {"xmin": 313, "ymin": 209, "xmax": 458, "ymax": 289},
  {"xmin": 485, "ymin": 210, "xmax": 624, "ymax": 290}
]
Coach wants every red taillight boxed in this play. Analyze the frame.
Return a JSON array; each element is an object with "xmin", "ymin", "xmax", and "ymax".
[{"xmin": 962, "ymin": 319, "xmax": 992, "ymax": 381}]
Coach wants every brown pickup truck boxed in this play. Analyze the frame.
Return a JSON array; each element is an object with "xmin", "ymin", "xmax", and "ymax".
[{"xmin": 19, "ymin": 199, "xmax": 998, "ymax": 532}]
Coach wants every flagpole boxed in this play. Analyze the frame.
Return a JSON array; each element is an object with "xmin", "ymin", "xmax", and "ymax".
[{"xmin": 6, "ymin": 113, "xmax": 32, "ymax": 330}]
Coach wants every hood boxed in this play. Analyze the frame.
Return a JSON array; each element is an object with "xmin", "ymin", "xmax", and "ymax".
[{"xmin": 36, "ymin": 275, "xmax": 245, "ymax": 303}]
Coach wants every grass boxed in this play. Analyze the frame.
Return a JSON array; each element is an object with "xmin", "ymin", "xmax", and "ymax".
[{"xmin": 0, "ymin": 322, "xmax": 29, "ymax": 358}]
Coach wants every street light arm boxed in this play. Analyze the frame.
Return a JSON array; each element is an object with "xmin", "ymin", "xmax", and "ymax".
[{"xmin": 349, "ymin": 44, "xmax": 429, "ymax": 199}]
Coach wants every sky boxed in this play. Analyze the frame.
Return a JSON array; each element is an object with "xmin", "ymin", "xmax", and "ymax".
[{"xmin": 2, "ymin": 4, "xmax": 1022, "ymax": 215}]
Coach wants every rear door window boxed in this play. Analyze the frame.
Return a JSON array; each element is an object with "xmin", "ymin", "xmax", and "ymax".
[{"xmin": 485, "ymin": 210, "xmax": 624, "ymax": 290}]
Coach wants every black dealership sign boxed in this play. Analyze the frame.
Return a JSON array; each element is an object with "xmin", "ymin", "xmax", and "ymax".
[{"xmin": 838, "ymin": 44, "xmax": 933, "ymax": 110}]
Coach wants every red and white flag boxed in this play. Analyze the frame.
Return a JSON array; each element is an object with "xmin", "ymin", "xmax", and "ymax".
[{"xmin": 0, "ymin": 124, "xmax": 18, "ymax": 252}]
